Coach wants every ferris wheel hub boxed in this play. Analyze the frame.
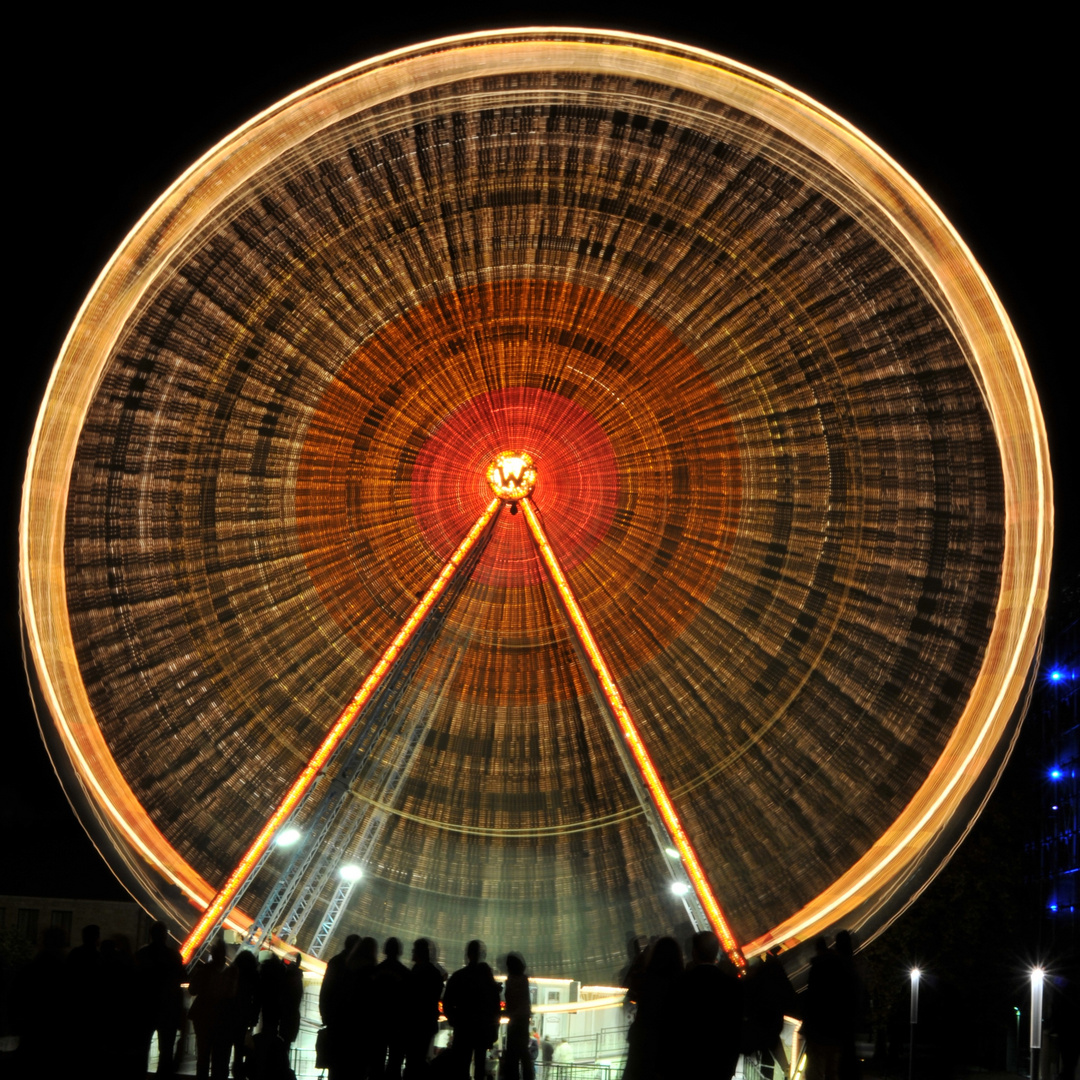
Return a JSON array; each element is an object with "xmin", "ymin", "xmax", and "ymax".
[{"xmin": 486, "ymin": 451, "xmax": 537, "ymax": 502}]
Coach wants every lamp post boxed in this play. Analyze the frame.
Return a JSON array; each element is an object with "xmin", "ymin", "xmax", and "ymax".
[
  {"xmin": 1030, "ymin": 968, "xmax": 1044, "ymax": 1080},
  {"xmin": 907, "ymin": 968, "xmax": 920, "ymax": 1080},
  {"xmin": 1013, "ymin": 1006, "xmax": 1021, "ymax": 1074}
]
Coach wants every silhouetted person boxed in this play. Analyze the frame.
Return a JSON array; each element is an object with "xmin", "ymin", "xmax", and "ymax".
[
  {"xmin": 673, "ymin": 931, "xmax": 741, "ymax": 1079},
  {"xmin": 833, "ymin": 930, "xmax": 864, "ymax": 1080},
  {"xmin": 442, "ymin": 940, "xmax": 500, "ymax": 1079},
  {"xmin": 622, "ymin": 935, "xmax": 683, "ymax": 1080},
  {"xmin": 346, "ymin": 936, "xmax": 381, "ymax": 1079},
  {"xmin": 136, "ymin": 921, "xmax": 186, "ymax": 1078},
  {"xmin": 102, "ymin": 933, "xmax": 142, "ymax": 1079},
  {"xmin": 500, "ymin": 952, "xmax": 533, "ymax": 1080},
  {"xmin": 189, "ymin": 937, "xmax": 237, "ymax": 1080},
  {"xmin": 404, "ymin": 938, "xmax": 445, "ymax": 1079},
  {"xmin": 230, "ymin": 949, "xmax": 261, "ymax": 1080},
  {"xmin": 802, "ymin": 937, "xmax": 847, "ymax": 1080},
  {"xmin": 13, "ymin": 925, "xmax": 67, "ymax": 1078},
  {"xmin": 744, "ymin": 945, "xmax": 798, "ymax": 1078},
  {"xmin": 376, "ymin": 936, "xmax": 410, "ymax": 1078},
  {"xmin": 255, "ymin": 949, "xmax": 304, "ymax": 1078},
  {"xmin": 65, "ymin": 921, "xmax": 104, "ymax": 1055},
  {"xmin": 619, "ymin": 934, "xmax": 650, "ymax": 1012},
  {"xmin": 321, "ymin": 933, "xmax": 361, "ymax": 1080},
  {"xmin": 67, "ymin": 922, "xmax": 101, "ymax": 972}
]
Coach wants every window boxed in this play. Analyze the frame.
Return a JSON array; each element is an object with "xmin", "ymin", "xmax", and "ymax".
[{"xmin": 17, "ymin": 908, "xmax": 39, "ymax": 944}]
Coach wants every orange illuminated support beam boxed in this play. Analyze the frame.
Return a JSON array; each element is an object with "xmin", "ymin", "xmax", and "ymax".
[
  {"xmin": 520, "ymin": 496, "xmax": 744, "ymax": 969},
  {"xmin": 180, "ymin": 497, "xmax": 502, "ymax": 963}
]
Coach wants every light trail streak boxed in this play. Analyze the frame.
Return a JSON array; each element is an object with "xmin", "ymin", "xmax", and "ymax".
[
  {"xmin": 180, "ymin": 497, "xmax": 502, "ymax": 962},
  {"xmin": 520, "ymin": 496, "xmax": 744, "ymax": 969}
]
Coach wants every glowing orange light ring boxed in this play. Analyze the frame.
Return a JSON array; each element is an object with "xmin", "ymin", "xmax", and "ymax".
[
  {"xmin": 19, "ymin": 28, "xmax": 1050, "ymax": 973},
  {"xmin": 520, "ymin": 497, "xmax": 744, "ymax": 968},
  {"xmin": 180, "ymin": 497, "xmax": 502, "ymax": 961}
]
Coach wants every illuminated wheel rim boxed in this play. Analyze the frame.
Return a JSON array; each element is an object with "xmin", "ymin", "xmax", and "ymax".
[{"xmin": 21, "ymin": 30, "xmax": 1051, "ymax": 978}]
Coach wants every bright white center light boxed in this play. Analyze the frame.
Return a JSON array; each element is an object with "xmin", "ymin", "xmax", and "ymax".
[
  {"xmin": 486, "ymin": 450, "xmax": 537, "ymax": 501},
  {"xmin": 339, "ymin": 864, "xmax": 363, "ymax": 882},
  {"xmin": 664, "ymin": 847, "xmax": 680, "ymax": 859},
  {"xmin": 670, "ymin": 882, "xmax": 690, "ymax": 896},
  {"xmin": 277, "ymin": 827, "xmax": 302, "ymax": 846}
]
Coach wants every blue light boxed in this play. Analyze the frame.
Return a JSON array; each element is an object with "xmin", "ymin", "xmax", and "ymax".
[
  {"xmin": 1050, "ymin": 768, "xmax": 1063, "ymax": 780},
  {"xmin": 1050, "ymin": 669, "xmax": 1064, "ymax": 682},
  {"xmin": 1050, "ymin": 904, "xmax": 1059, "ymax": 912}
]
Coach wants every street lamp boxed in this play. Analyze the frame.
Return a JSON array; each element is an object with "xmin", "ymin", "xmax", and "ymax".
[
  {"xmin": 908, "ymin": 968, "xmax": 920, "ymax": 1080},
  {"xmin": 1030, "ymin": 968, "xmax": 1044, "ymax": 1080},
  {"xmin": 1013, "ymin": 1006, "xmax": 1021, "ymax": 1074}
]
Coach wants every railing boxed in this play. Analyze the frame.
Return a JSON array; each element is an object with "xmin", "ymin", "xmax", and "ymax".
[
  {"xmin": 565, "ymin": 1032, "xmax": 597, "ymax": 1060},
  {"xmin": 741, "ymin": 1054, "xmax": 769, "ymax": 1080},
  {"xmin": 536, "ymin": 1063, "xmax": 615, "ymax": 1080},
  {"xmin": 596, "ymin": 1025, "xmax": 628, "ymax": 1054},
  {"xmin": 289, "ymin": 1043, "xmax": 320, "ymax": 1078}
]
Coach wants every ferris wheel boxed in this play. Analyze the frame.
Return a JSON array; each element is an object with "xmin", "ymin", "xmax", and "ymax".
[{"xmin": 21, "ymin": 30, "xmax": 1051, "ymax": 981}]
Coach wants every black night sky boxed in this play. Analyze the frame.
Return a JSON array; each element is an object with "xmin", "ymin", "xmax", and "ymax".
[{"xmin": 3, "ymin": 4, "xmax": 1073, "ymax": 990}]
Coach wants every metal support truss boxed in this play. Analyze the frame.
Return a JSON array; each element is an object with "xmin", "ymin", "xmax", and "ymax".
[
  {"xmin": 180, "ymin": 498, "xmax": 501, "ymax": 963},
  {"xmin": 305, "ymin": 652, "xmax": 462, "ymax": 957},
  {"xmin": 520, "ymin": 496, "xmax": 744, "ymax": 968},
  {"xmin": 243, "ymin": 514, "xmax": 494, "ymax": 952}
]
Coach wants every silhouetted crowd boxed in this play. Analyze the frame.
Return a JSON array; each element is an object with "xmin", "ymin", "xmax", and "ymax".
[
  {"xmin": 799, "ymin": 931, "xmax": 865, "ymax": 1080},
  {"xmin": 188, "ymin": 933, "xmax": 304, "ymax": 1080},
  {"xmin": 9, "ymin": 919, "xmax": 544, "ymax": 1080},
  {"xmin": 12, "ymin": 920, "xmax": 192, "ymax": 1078},
  {"xmin": 8, "ymin": 918, "xmax": 871, "ymax": 1080},
  {"xmin": 621, "ymin": 929, "xmax": 865, "ymax": 1080},
  {"xmin": 9, "ymin": 919, "xmax": 311, "ymax": 1080},
  {"xmin": 319, "ymin": 935, "xmax": 546, "ymax": 1080}
]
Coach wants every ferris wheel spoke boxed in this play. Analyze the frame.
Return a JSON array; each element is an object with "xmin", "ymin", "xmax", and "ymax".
[
  {"xmin": 180, "ymin": 496, "xmax": 503, "ymax": 962},
  {"xmin": 519, "ymin": 496, "xmax": 745, "ymax": 970}
]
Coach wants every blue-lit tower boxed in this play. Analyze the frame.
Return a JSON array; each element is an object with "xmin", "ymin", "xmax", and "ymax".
[{"xmin": 1031, "ymin": 617, "xmax": 1079, "ymax": 937}]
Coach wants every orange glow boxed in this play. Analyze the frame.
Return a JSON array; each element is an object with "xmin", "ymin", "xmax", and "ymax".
[
  {"xmin": 520, "ymin": 497, "xmax": 744, "ymax": 969},
  {"xmin": 180, "ymin": 497, "xmax": 502, "ymax": 962}
]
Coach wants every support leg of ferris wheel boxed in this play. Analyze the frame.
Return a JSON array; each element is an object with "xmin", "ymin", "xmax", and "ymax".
[
  {"xmin": 512, "ymin": 484, "xmax": 744, "ymax": 970},
  {"xmin": 179, "ymin": 497, "xmax": 503, "ymax": 963},
  {"xmin": 305, "ymin": 647, "xmax": 465, "ymax": 958},
  {"xmin": 246, "ymin": 552, "xmax": 482, "ymax": 954}
]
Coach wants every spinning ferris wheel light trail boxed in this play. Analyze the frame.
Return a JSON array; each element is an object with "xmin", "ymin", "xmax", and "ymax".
[
  {"xmin": 180, "ymin": 496, "xmax": 503, "ymax": 963},
  {"xmin": 25, "ymin": 29, "xmax": 1051, "ymax": 987}
]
